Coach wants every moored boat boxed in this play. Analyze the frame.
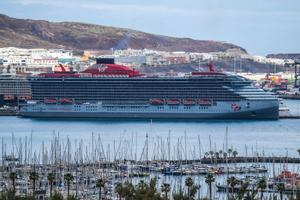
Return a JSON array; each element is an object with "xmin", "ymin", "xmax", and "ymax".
[{"xmin": 18, "ymin": 60, "xmax": 279, "ymax": 119}]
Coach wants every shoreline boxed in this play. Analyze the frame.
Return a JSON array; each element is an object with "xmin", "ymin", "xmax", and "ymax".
[{"xmin": 0, "ymin": 112, "xmax": 17, "ymax": 116}]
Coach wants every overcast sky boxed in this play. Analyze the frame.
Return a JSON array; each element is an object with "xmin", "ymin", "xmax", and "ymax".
[{"xmin": 1, "ymin": 0, "xmax": 299, "ymax": 55}]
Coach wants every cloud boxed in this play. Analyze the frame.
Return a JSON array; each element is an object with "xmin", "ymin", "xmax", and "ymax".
[
  {"xmin": 10, "ymin": 0, "xmax": 55, "ymax": 6},
  {"xmin": 9, "ymin": 0, "xmax": 208, "ymax": 17},
  {"xmin": 81, "ymin": 3, "xmax": 202, "ymax": 16},
  {"xmin": 8, "ymin": 0, "xmax": 300, "ymax": 19}
]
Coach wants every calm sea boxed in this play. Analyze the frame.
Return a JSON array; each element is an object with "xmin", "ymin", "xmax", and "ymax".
[{"xmin": 0, "ymin": 100, "xmax": 299, "ymax": 159}]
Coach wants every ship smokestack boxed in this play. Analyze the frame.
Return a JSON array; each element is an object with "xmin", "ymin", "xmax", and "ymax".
[{"xmin": 96, "ymin": 58, "xmax": 115, "ymax": 64}]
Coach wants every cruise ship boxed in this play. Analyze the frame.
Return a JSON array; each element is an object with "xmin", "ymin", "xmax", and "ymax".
[{"xmin": 19, "ymin": 59, "xmax": 279, "ymax": 119}]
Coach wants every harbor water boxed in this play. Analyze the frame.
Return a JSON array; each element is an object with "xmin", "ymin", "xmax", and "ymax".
[
  {"xmin": 0, "ymin": 100, "xmax": 299, "ymax": 159},
  {"xmin": 0, "ymin": 99, "xmax": 299, "ymax": 199}
]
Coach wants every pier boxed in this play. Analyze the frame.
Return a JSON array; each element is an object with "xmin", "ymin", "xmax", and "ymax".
[{"xmin": 160, "ymin": 156, "xmax": 300, "ymax": 165}]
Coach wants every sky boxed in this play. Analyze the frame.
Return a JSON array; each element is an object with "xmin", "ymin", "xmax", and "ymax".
[{"xmin": 0, "ymin": 0, "xmax": 300, "ymax": 55}]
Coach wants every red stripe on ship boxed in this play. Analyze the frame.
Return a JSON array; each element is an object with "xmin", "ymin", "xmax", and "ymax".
[{"xmin": 199, "ymin": 99, "xmax": 212, "ymax": 106}]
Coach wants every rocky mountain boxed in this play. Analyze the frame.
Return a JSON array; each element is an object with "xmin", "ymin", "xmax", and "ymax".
[
  {"xmin": 141, "ymin": 59, "xmax": 284, "ymax": 74},
  {"xmin": 0, "ymin": 14, "xmax": 247, "ymax": 53}
]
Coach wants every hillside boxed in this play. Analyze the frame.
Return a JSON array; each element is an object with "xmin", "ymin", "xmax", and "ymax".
[
  {"xmin": 0, "ymin": 14, "xmax": 247, "ymax": 53},
  {"xmin": 141, "ymin": 59, "xmax": 284, "ymax": 74}
]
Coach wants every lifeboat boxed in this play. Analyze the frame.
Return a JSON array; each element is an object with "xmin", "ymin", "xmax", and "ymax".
[
  {"xmin": 150, "ymin": 99, "xmax": 164, "ymax": 105},
  {"xmin": 167, "ymin": 99, "xmax": 180, "ymax": 105},
  {"xmin": 58, "ymin": 98, "xmax": 73, "ymax": 104},
  {"xmin": 3, "ymin": 95, "xmax": 14, "ymax": 100},
  {"xmin": 18, "ymin": 96, "xmax": 32, "ymax": 100},
  {"xmin": 275, "ymin": 170, "xmax": 299, "ymax": 180},
  {"xmin": 198, "ymin": 99, "xmax": 212, "ymax": 106},
  {"xmin": 44, "ymin": 98, "xmax": 57, "ymax": 104},
  {"xmin": 183, "ymin": 99, "xmax": 196, "ymax": 105}
]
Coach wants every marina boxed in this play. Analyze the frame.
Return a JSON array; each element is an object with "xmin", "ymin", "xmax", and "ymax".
[
  {"xmin": 0, "ymin": 1, "xmax": 300, "ymax": 198},
  {"xmin": 0, "ymin": 132, "xmax": 300, "ymax": 199},
  {"xmin": 0, "ymin": 99, "xmax": 300, "ymax": 199}
]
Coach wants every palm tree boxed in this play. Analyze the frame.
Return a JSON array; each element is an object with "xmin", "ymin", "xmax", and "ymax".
[
  {"xmin": 227, "ymin": 176, "xmax": 238, "ymax": 195},
  {"xmin": 237, "ymin": 180, "xmax": 249, "ymax": 199},
  {"xmin": 138, "ymin": 180, "xmax": 147, "ymax": 191},
  {"xmin": 205, "ymin": 173, "xmax": 215, "ymax": 200},
  {"xmin": 204, "ymin": 152, "xmax": 209, "ymax": 158},
  {"xmin": 9, "ymin": 172, "xmax": 17, "ymax": 195},
  {"xmin": 218, "ymin": 150, "xmax": 223, "ymax": 158},
  {"xmin": 214, "ymin": 152, "xmax": 220, "ymax": 163},
  {"xmin": 124, "ymin": 181, "xmax": 135, "ymax": 200},
  {"xmin": 276, "ymin": 182, "xmax": 285, "ymax": 200},
  {"xmin": 29, "ymin": 171, "xmax": 38, "ymax": 196},
  {"xmin": 64, "ymin": 173, "xmax": 74, "ymax": 198},
  {"xmin": 185, "ymin": 177, "xmax": 194, "ymax": 199},
  {"xmin": 96, "ymin": 178, "xmax": 106, "ymax": 200},
  {"xmin": 115, "ymin": 182, "xmax": 123, "ymax": 200},
  {"xmin": 232, "ymin": 150, "xmax": 238, "ymax": 164},
  {"xmin": 149, "ymin": 178, "xmax": 157, "ymax": 191},
  {"xmin": 173, "ymin": 191, "xmax": 184, "ymax": 200},
  {"xmin": 232, "ymin": 150, "xmax": 238, "ymax": 158},
  {"xmin": 190, "ymin": 184, "xmax": 200, "ymax": 199},
  {"xmin": 209, "ymin": 151, "xmax": 215, "ymax": 163},
  {"xmin": 161, "ymin": 183, "xmax": 171, "ymax": 200},
  {"xmin": 228, "ymin": 148, "xmax": 233, "ymax": 157},
  {"xmin": 257, "ymin": 177, "xmax": 267, "ymax": 200},
  {"xmin": 47, "ymin": 173, "xmax": 55, "ymax": 197},
  {"xmin": 223, "ymin": 152, "xmax": 228, "ymax": 165}
]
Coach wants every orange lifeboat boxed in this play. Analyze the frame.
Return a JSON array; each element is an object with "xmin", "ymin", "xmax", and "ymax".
[
  {"xmin": 199, "ymin": 99, "xmax": 212, "ymax": 106},
  {"xmin": 183, "ymin": 99, "xmax": 196, "ymax": 105},
  {"xmin": 150, "ymin": 99, "xmax": 164, "ymax": 105},
  {"xmin": 58, "ymin": 98, "xmax": 73, "ymax": 104},
  {"xmin": 44, "ymin": 98, "xmax": 57, "ymax": 104},
  {"xmin": 167, "ymin": 99, "xmax": 180, "ymax": 105},
  {"xmin": 3, "ymin": 95, "xmax": 14, "ymax": 100},
  {"xmin": 276, "ymin": 170, "xmax": 299, "ymax": 180},
  {"xmin": 18, "ymin": 96, "xmax": 32, "ymax": 100}
]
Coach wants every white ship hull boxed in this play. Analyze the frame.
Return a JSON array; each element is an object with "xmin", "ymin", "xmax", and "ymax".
[{"xmin": 18, "ymin": 100, "xmax": 279, "ymax": 119}]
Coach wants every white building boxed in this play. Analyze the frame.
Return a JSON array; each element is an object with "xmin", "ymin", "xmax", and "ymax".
[{"xmin": 0, "ymin": 47, "xmax": 76, "ymax": 74}]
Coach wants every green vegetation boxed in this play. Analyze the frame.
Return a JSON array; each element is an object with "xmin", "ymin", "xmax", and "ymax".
[
  {"xmin": 29, "ymin": 171, "xmax": 38, "ymax": 196},
  {"xmin": 205, "ymin": 173, "xmax": 215, "ymax": 200},
  {"xmin": 9, "ymin": 172, "xmax": 17, "ymax": 196},
  {"xmin": 0, "ymin": 190, "xmax": 35, "ymax": 200},
  {"xmin": 1, "ymin": 171, "xmax": 298, "ymax": 200},
  {"xmin": 257, "ymin": 177, "xmax": 267, "ymax": 200},
  {"xmin": 96, "ymin": 178, "xmax": 106, "ymax": 200},
  {"xmin": 47, "ymin": 173, "xmax": 55, "ymax": 198},
  {"xmin": 161, "ymin": 183, "xmax": 170, "ymax": 200},
  {"xmin": 276, "ymin": 183, "xmax": 285, "ymax": 200},
  {"xmin": 63, "ymin": 173, "xmax": 74, "ymax": 198}
]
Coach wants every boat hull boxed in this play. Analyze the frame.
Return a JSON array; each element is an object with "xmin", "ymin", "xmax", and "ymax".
[{"xmin": 18, "ymin": 100, "xmax": 279, "ymax": 120}]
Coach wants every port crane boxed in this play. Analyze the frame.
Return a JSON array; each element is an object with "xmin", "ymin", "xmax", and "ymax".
[
  {"xmin": 285, "ymin": 60, "xmax": 300, "ymax": 87},
  {"xmin": 293, "ymin": 60, "xmax": 300, "ymax": 88}
]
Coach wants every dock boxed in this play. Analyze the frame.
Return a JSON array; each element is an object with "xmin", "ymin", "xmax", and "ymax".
[
  {"xmin": 170, "ymin": 156, "xmax": 300, "ymax": 164},
  {"xmin": 279, "ymin": 115, "xmax": 300, "ymax": 119}
]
